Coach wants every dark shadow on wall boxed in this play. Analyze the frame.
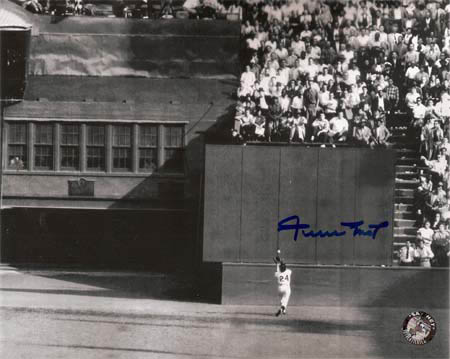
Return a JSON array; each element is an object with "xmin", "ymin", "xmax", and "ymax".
[
  {"xmin": 1, "ymin": 15, "xmax": 239, "ymax": 303},
  {"xmin": 102, "ymin": 91, "xmax": 237, "ymax": 267},
  {"xmin": 0, "ymin": 91, "xmax": 237, "ymax": 279},
  {"xmin": 0, "ymin": 88, "xmax": 236, "ymax": 304},
  {"xmin": 203, "ymin": 103, "xmax": 237, "ymax": 144}
]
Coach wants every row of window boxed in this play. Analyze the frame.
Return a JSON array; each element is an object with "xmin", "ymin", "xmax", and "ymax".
[{"xmin": 5, "ymin": 122, "xmax": 185, "ymax": 173}]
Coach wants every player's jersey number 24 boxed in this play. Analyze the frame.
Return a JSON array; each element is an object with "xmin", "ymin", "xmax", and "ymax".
[{"xmin": 278, "ymin": 269, "xmax": 291, "ymax": 286}]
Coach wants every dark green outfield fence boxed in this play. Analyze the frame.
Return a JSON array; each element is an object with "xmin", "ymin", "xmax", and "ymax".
[{"xmin": 203, "ymin": 145, "xmax": 396, "ymax": 266}]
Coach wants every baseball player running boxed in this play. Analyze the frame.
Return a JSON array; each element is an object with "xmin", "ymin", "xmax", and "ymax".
[{"xmin": 274, "ymin": 251, "xmax": 292, "ymax": 316}]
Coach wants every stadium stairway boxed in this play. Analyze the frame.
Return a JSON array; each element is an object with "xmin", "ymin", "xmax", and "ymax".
[{"xmin": 390, "ymin": 115, "xmax": 420, "ymax": 264}]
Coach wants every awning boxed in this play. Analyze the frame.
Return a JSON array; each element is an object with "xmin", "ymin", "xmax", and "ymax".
[{"xmin": 4, "ymin": 100, "xmax": 209, "ymax": 123}]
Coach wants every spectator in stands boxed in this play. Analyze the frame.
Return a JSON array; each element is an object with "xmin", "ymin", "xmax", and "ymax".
[
  {"xmin": 48, "ymin": 0, "xmax": 68, "ymax": 15},
  {"xmin": 229, "ymin": 0, "xmax": 450, "ymax": 161},
  {"xmin": 160, "ymin": 0, "xmax": 175, "ymax": 19},
  {"xmin": 254, "ymin": 109, "xmax": 266, "ymax": 140},
  {"xmin": 415, "ymin": 177, "xmax": 431, "ymax": 226},
  {"xmin": 434, "ymin": 92, "xmax": 450, "ymax": 135},
  {"xmin": 399, "ymin": 241, "xmax": 415, "ymax": 266},
  {"xmin": 353, "ymin": 120, "xmax": 372, "ymax": 146},
  {"xmin": 415, "ymin": 238, "xmax": 435, "ymax": 267},
  {"xmin": 303, "ymin": 78, "xmax": 320, "ymax": 122},
  {"xmin": 183, "ymin": 0, "xmax": 216, "ymax": 18},
  {"xmin": 23, "ymin": 0, "xmax": 44, "ymax": 13},
  {"xmin": 422, "ymin": 153, "xmax": 448, "ymax": 182},
  {"xmin": 183, "ymin": 0, "xmax": 199, "ymax": 16},
  {"xmin": 239, "ymin": 65, "xmax": 256, "ymax": 98},
  {"xmin": 420, "ymin": 117, "xmax": 435, "ymax": 160},
  {"xmin": 422, "ymin": 173, "xmax": 434, "ymax": 193},
  {"xmin": 323, "ymin": 91, "xmax": 338, "ymax": 120},
  {"xmin": 311, "ymin": 112, "xmax": 330, "ymax": 144},
  {"xmin": 406, "ymin": 62, "xmax": 421, "ymax": 86},
  {"xmin": 439, "ymin": 137, "xmax": 450, "ymax": 158},
  {"xmin": 432, "ymin": 121, "xmax": 445, "ymax": 158},
  {"xmin": 372, "ymin": 118, "xmax": 392, "ymax": 148},
  {"xmin": 417, "ymin": 220, "xmax": 435, "ymax": 249},
  {"xmin": 74, "ymin": 0, "xmax": 84, "ymax": 15},
  {"xmin": 431, "ymin": 212, "xmax": 443, "ymax": 230},
  {"xmin": 267, "ymin": 97, "xmax": 283, "ymax": 142},
  {"xmin": 227, "ymin": 0, "xmax": 242, "ymax": 20},
  {"xmin": 405, "ymin": 86, "xmax": 421, "ymax": 113},
  {"xmin": 328, "ymin": 110, "xmax": 349, "ymax": 145},
  {"xmin": 385, "ymin": 78, "xmax": 400, "ymax": 115},
  {"xmin": 239, "ymin": 108, "xmax": 256, "ymax": 141},
  {"xmin": 287, "ymin": 110, "xmax": 307, "ymax": 143},
  {"xmin": 431, "ymin": 223, "xmax": 450, "ymax": 266},
  {"xmin": 431, "ymin": 181, "xmax": 448, "ymax": 217}
]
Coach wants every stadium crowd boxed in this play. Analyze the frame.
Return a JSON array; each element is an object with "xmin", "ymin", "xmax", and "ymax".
[
  {"xmin": 233, "ymin": 0, "xmax": 450, "ymax": 149},
  {"xmin": 20, "ymin": 0, "xmax": 243, "ymax": 19},
  {"xmin": 411, "ymin": 173, "xmax": 450, "ymax": 267},
  {"xmin": 232, "ymin": 0, "xmax": 450, "ymax": 266}
]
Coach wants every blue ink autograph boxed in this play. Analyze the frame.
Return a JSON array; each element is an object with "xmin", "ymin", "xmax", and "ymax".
[{"xmin": 278, "ymin": 215, "xmax": 389, "ymax": 241}]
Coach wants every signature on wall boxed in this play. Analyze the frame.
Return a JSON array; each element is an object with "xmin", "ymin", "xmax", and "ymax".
[{"xmin": 278, "ymin": 215, "xmax": 389, "ymax": 241}]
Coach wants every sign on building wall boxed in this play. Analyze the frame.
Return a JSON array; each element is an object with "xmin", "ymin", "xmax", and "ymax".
[{"xmin": 68, "ymin": 178, "xmax": 95, "ymax": 197}]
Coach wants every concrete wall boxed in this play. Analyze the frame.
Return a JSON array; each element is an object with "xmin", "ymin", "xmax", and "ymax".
[
  {"xmin": 222, "ymin": 263, "xmax": 450, "ymax": 309},
  {"xmin": 2, "ymin": 173, "xmax": 185, "ymax": 208}
]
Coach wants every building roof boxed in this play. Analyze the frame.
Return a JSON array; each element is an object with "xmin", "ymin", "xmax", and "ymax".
[
  {"xmin": 4, "ymin": 76, "xmax": 237, "ymax": 123},
  {"xmin": 23, "ymin": 76, "xmax": 237, "ymax": 104},
  {"xmin": 5, "ymin": 101, "xmax": 213, "ymax": 123}
]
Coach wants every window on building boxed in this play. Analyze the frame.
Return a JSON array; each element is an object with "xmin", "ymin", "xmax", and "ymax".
[
  {"xmin": 61, "ymin": 124, "xmax": 80, "ymax": 170},
  {"xmin": 34, "ymin": 123, "xmax": 54, "ymax": 170},
  {"xmin": 87, "ymin": 125, "xmax": 105, "ymax": 171},
  {"xmin": 112, "ymin": 125, "xmax": 131, "ymax": 171},
  {"xmin": 139, "ymin": 125, "xmax": 158, "ymax": 172},
  {"xmin": 5, "ymin": 121, "xmax": 186, "ymax": 174},
  {"xmin": 163, "ymin": 125, "xmax": 184, "ymax": 172},
  {"xmin": 7, "ymin": 123, "xmax": 27, "ymax": 169}
]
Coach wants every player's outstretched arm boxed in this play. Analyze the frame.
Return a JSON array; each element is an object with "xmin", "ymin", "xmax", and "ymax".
[{"xmin": 274, "ymin": 249, "xmax": 281, "ymax": 271}]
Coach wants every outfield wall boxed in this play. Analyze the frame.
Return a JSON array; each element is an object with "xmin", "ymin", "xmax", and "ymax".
[
  {"xmin": 203, "ymin": 145, "xmax": 396, "ymax": 266},
  {"xmin": 222, "ymin": 263, "xmax": 449, "ymax": 308}
]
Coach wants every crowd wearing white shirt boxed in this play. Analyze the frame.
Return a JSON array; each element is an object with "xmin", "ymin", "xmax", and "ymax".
[{"xmin": 233, "ymin": 0, "xmax": 450, "ymax": 150}]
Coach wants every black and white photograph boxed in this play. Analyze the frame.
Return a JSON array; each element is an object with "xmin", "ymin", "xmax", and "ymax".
[{"xmin": 0, "ymin": 0, "xmax": 449, "ymax": 357}]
